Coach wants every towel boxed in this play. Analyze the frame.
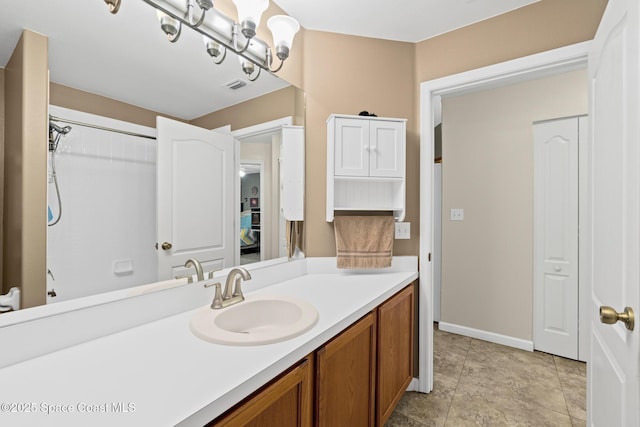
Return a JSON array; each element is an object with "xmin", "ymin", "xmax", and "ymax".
[
  {"xmin": 334, "ymin": 216, "xmax": 394, "ymax": 269},
  {"xmin": 286, "ymin": 220, "xmax": 304, "ymax": 259}
]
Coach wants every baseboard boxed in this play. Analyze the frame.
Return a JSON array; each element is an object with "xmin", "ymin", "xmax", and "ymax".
[
  {"xmin": 406, "ymin": 378, "xmax": 421, "ymax": 392},
  {"xmin": 439, "ymin": 322, "xmax": 534, "ymax": 352}
]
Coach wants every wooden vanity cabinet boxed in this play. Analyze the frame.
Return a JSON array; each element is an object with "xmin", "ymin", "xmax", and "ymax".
[
  {"xmin": 315, "ymin": 311, "xmax": 377, "ymax": 427},
  {"xmin": 210, "ymin": 357, "xmax": 313, "ymax": 427},
  {"xmin": 314, "ymin": 283, "xmax": 415, "ymax": 427},
  {"xmin": 376, "ymin": 283, "xmax": 415, "ymax": 426},
  {"xmin": 209, "ymin": 282, "xmax": 415, "ymax": 427}
]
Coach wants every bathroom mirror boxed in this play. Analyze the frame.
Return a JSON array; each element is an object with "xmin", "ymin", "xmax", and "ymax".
[{"xmin": 0, "ymin": 0, "xmax": 304, "ymax": 318}]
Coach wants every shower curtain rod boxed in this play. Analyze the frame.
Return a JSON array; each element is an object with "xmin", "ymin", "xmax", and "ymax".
[{"xmin": 49, "ymin": 115, "xmax": 157, "ymax": 140}]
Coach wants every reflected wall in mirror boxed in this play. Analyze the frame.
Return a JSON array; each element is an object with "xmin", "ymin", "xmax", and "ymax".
[{"xmin": 0, "ymin": 0, "xmax": 304, "ymax": 318}]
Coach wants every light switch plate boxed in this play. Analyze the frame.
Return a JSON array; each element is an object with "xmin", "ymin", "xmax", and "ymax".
[
  {"xmin": 450, "ymin": 208, "xmax": 464, "ymax": 221},
  {"xmin": 395, "ymin": 222, "xmax": 411, "ymax": 239}
]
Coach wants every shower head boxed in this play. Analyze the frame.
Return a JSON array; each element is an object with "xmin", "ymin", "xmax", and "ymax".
[{"xmin": 49, "ymin": 121, "xmax": 72, "ymax": 135}]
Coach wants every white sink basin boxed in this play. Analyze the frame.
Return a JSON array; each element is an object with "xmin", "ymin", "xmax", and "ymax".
[{"xmin": 190, "ymin": 295, "xmax": 319, "ymax": 346}]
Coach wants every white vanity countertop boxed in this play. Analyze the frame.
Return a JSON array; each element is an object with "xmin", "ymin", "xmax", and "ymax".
[{"xmin": 0, "ymin": 263, "xmax": 418, "ymax": 426}]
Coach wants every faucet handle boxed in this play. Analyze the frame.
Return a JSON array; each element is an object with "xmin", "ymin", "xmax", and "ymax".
[
  {"xmin": 204, "ymin": 282, "xmax": 223, "ymax": 309},
  {"xmin": 206, "ymin": 268, "xmax": 223, "ymax": 280},
  {"xmin": 175, "ymin": 274, "xmax": 193, "ymax": 284}
]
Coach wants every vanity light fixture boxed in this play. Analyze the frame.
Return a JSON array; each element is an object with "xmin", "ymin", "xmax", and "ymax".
[{"xmin": 103, "ymin": 0, "xmax": 299, "ymax": 81}]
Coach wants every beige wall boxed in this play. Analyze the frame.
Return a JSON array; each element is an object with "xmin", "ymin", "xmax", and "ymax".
[
  {"xmin": 415, "ymin": 0, "xmax": 607, "ymax": 82},
  {"xmin": 3, "ymin": 30, "xmax": 49, "ymax": 306},
  {"xmin": 191, "ymin": 86, "xmax": 303, "ymax": 130},
  {"xmin": 440, "ymin": 70, "xmax": 588, "ymax": 340},
  {"xmin": 50, "ymin": 83, "xmax": 182, "ymax": 128},
  {"xmin": 52, "ymin": 83, "xmax": 304, "ymax": 132}
]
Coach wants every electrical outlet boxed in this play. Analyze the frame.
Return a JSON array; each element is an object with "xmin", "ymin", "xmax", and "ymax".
[
  {"xmin": 450, "ymin": 208, "xmax": 464, "ymax": 221},
  {"xmin": 395, "ymin": 222, "xmax": 411, "ymax": 239}
]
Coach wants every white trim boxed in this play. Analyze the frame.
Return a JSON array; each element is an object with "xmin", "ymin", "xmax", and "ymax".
[
  {"xmin": 439, "ymin": 322, "xmax": 534, "ymax": 352},
  {"xmin": 406, "ymin": 378, "xmax": 420, "ymax": 392},
  {"xmin": 231, "ymin": 117, "xmax": 293, "ymax": 139},
  {"xmin": 419, "ymin": 41, "xmax": 590, "ymax": 394}
]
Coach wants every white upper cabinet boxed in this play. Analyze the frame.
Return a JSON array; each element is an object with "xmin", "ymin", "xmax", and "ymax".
[
  {"xmin": 327, "ymin": 114, "xmax": 407, "ymax": 222},
  {"xmin": 333, "ymin": 117, "xmax": 404, "ymax": 178}
]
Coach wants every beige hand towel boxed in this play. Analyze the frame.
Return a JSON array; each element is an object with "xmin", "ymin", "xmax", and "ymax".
[
  {"xmin": 334, "ymin": 216, "xmax": 394, "ymax": 269},
  {"xmin": 286, "ymin": 220, "xmax": 304, "ymax": 259}
]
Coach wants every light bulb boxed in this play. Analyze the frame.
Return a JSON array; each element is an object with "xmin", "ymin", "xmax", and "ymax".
[
  {"xmin": 267, "ymin": 15, "xmax": 299, "ymax": 60},
  {"xmin": 156, "ymin": 10, "xmax": 180, "ymax": 37},
  {"xmin": 202, "ymin": 35, "xmax": 223, "ymax": 58},
  {"xmin": 232, "ymin": 0, "xmax": 268, "ymax": 38},
  {"xmin": 238, "ymin": 54, "xmax": 255, "ymax": 76}
]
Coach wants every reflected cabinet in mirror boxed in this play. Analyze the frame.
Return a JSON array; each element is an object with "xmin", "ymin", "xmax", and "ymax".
[{"xmin": 0, "ymin": 0, "xmax": 305, "ymax": 319}]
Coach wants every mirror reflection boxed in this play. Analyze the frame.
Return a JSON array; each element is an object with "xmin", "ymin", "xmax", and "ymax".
[{"xmin": 0, "ymin": 0, "xmax": 304, "ymax": 316}]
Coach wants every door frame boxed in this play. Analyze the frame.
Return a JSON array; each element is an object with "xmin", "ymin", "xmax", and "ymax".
[
  {"xmin": 233, "ymin": 117, "xmax": 293, "ymax": 265},
  {"xmin": 418, "ymin": 41, "xmax": 590, "ymax": 393}
]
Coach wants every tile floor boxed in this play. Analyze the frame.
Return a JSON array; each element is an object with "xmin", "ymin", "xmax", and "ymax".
[{"xmin": 387, "ymin": 324, "xmax": 587, "ymax": 426}]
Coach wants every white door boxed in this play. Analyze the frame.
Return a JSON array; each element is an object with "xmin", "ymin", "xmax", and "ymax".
[
  {"xmin": 533, "ymin": 117, "xmax": 581, "ymax": 360},
  {"xmin": 280, "ymin": 125, "xmax": 305, "ymax": 257},
  {"xmin": 588, "ymin": 0, "xmax": 639, "ymax": 425},
  {"xmin": 156, "ymin": 117, "xmax": 236, "ymax": 280},
  {"xmin": 369, "ymin": 120, "xmax": 404, "ymax": 178}
]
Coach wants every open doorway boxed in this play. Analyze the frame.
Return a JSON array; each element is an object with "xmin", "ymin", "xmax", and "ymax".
[
  {"xmin": 233, "ymin": 117, "xmax": 294, "ymax": 264},
  {"xmin": 418, "ymin": 42, "xmax": 590, "ymax": 393},
  {"xmin": 240, "ymin": 162, "xmax": 264, "ymax": 265},
  {"xmin": 434, "ymin": 69, "xmax": 587, "ymax": 360}
]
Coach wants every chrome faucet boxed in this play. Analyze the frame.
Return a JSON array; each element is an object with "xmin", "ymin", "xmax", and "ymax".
[
  {"xmin": 184, "ymin": 258, "xmax": 204, "ymax": 282},
  {"xmin": 206, "ymin": 267, "xmax": 252, "ymax": 309}
]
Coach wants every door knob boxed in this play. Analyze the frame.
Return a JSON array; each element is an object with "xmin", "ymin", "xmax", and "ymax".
[
  {"xmin": 161, "ymin": 242, "xmax": 173, "ymax": 250},
  {"xmin": 553, "ymin": 266, "xmax": 562, "ymax": 272},
  {"xmin": 599, "ymin": 306, "xmax": 634, "ymax": 331}
]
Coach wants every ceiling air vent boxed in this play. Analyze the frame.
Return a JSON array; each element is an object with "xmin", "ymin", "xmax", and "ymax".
[{"xmin": 224, "ymin": 79, "xmax": 247, "ymax": 90}]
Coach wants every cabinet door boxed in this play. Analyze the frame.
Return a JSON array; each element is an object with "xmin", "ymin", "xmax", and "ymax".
[
  {"xmin": 376, "ymin": 284, "xmax": 415, "ymax": 426},
  {"xmin": 369, "ymin": 120, "xmax": 404, "ymax": 178},
  {"xmin": 334, "ymin": 118, "xmax": 370, "ymax": 177},
  {"xmin": 316, "ymin": 312, "xmax": 377, "ymax": 427},
  {"xmin": 212, "ymin": 358, "xmax": 313, "ymax": 427}
]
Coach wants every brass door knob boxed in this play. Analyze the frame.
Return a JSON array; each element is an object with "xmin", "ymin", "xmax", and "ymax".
[
  {"xmin": 600, "ymin": 306, "xmax": 635, "ymax": 331},
  {"xmin": 161, "ymin": 242, "xmax": 173, "ymax": 251}
]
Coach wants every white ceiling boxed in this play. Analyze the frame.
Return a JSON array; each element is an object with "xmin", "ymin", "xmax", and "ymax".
[
  {"xmin": 272, "ymin": 0, "xmax": 539, "ymax": 43},
  {"xmin": 0, "ymin": 0, "xmax": 538, "ymax": 120}
]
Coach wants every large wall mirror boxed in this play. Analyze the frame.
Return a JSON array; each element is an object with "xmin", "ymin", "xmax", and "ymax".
[{"xmin": 0, "ymin": 0, "xmax": 304, "ymax": 319}]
